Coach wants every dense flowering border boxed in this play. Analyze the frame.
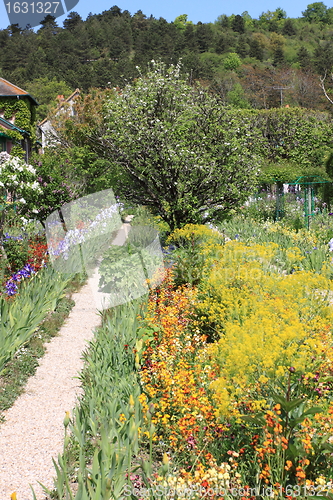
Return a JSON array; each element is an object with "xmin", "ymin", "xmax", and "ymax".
[
  {"xmin": 136, "ymin": 224, "xmax": 333, "ymax": 494},
  {"xmin": 3, "ymin": 238, "xmax": 48, "ymax": 296}
]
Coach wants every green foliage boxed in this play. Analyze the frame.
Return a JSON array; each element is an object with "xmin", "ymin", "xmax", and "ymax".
[
  {"xmin": 27, "ymin": 149, "xmax": 79, "ymax": 223},
  {"xmin": 322, "ymin": 151, "xmax": 333, "ymax": 209},
  {"xmin": 98, "ymin": 225, "xmax": 161, "ymax": 305},
  {"xmin": 166, "ymin": 224, "xmax": 224, "ymax": 286},
  {"xmin": 255, "ymin": 108, "xmax": 333, "ymax": 168},
  {"xmin": 302, "ymin": 2, "xmax": 329, "ymax": 22},
  {"xmin": 227, "ymin": 82, "xmax": 250, "ymax": 108},
  {"xmin": 25, "ymin": 77, "xmax": 73, "ymax": 122},
  {"xmin": 0, "ymin": 266, "xmax": 70, "ymax": 374},
  {"xmin": 0, "ymin": 96, "xmax": 36, "ymax": 155},
  {"xmin": 3, "ymin": 238, "xmax": 29, "ymax": 273},
  {"xmin": 173, "ymin": 14, "xmax": 192, "ymax": 31},
  {"xmin": 0, "ymin": 155, "xmax": 42, "ymax": 242},
  {"xmin": 0, "ymin": 293, "xmax": 75, "ymax": 416},
  {"xmin": 223, "ymin": 52, "xmax": 242, "ymax": 70},
  {"xmin": 1, "ymin": 5, "xmax": 333, "ymax": 113},
  {"xmin": 259, "ymin": 162, "xmax": 304, "ymax": 184},
  {"xmin": 9, "ymin": 145, "xmax": 25, "ymax": 158},
  {"xmin": 38, "ymin": 300, "xmax": 149, "ymax": 499},
  {"xmin": 231, "ymin": 15, "xmax": 245, "ymax": 34},
  {"xmin": 0, "ymin": 97, "xmax": 34, "ymax": 132},
  {"xmin": 27, "ymin": 145, "xmax": 112, "ymax": 223}
]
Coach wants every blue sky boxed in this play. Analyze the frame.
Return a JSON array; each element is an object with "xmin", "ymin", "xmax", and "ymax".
[{"xmin": 0, "ymin": 0, "xmax": 330, "ymax": 30}]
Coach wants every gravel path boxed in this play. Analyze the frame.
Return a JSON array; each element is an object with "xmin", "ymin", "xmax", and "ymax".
[
  {"xmin": 0, "ymin": 222, "xmax": 131, "ymax": 500},
  {"xmin": 0, "ymin": 281, "xmax": 100, "ymax": 500}
]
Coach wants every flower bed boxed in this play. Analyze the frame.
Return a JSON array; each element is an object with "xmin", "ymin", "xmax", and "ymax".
[
  {"xmin": 136, "ymin": 224, "xmax": 333, "ymax": 496},
  {"xmin": 49, "ymin": 219, "xmax": 333, "ymax": 499},
  {"xmin": 4, "ymin": 236, "xmax": 48, "ymax": 296}
]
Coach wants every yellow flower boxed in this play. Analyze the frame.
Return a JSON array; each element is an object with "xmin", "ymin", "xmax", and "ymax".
[{"xmin": 63, "ymin": 411, "xmax": 70, "ymax": 428}]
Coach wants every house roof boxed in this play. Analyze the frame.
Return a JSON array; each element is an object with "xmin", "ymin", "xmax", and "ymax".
[
  {"xmin": 39, "ymin": 88, "xmax": 80, "ymax": 126},
  {"xmin": 0, "ymin": 116, "xmax": 29, "ymax": 135},
  {"xmin": 0, "ymin": 77, "xmax": 39, "ymax": 106}
]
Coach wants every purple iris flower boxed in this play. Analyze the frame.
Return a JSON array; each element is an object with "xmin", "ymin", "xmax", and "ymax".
[{"xmin": 4, "ymin": 264, "xmax": 35, "ymax": 296}]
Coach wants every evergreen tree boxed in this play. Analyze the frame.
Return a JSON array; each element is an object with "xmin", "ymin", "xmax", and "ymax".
[
  {"xmin": 273, "ymin": 47, "xmax": 285, "ymax": 66},
  {"xmin": 314, "ymin": 41, "xmax": 333, "ymax": 74},
  {"xmin": 297, "ymin": 46, "xmax": 312, "ymax": 69},
  {"xmin": 196, "ymin": 22, "xmax": 213, "ymax": 53},
  {"xmin": 63, "ymin": 12, "xmax": 83, "ymax": 31},
  {"xmin": 38, "ymin": 15, "xmax": 60, "ymax": 34},
  {"xmin": 249, "ymin": 38, "xmax": 264, "ymax": 61},
  {"xmin": 216, "ymin": 14, "xmax": 229, "ymax": 28},
  {"xmin": 184, "ymin": 23, "xmax": 198, "ymax": 52},
  {"xmin": 282, "ymin": 19, "xmax": 297, "ymax": 35},
  {"xmin": 232, "ymin": 15, "xmax": 245, "ymax": 34},
  {"xmin": 215, "ymin": 33, "xmax": 232, "ymax": 54},
  {"xmin": 236, "ymin": 37, "xmax": 249, "ymax": 57}
]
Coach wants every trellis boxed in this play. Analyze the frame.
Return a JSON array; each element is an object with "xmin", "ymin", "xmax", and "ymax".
[{"xmin": 275, "ymin": 175, "xmax": 330, "ymax": 229}]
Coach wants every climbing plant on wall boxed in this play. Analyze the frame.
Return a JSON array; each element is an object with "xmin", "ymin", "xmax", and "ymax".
[{"xmin": 0, "ymin": 97, "xmax": 37, "ymax": 152}]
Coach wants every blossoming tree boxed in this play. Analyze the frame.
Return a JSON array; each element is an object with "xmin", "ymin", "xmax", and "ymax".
[
  {"xmin": 64, "ymin": 61, "xmax": 263, "ymax": 230},
  {"xmin": 0, "ymin": 152, "xmax": 42, "ymax": 259}
]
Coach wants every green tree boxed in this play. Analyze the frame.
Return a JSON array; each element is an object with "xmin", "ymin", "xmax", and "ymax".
[
  {"xmin": 313, "ymin": 41, "xmax": 333, "ymax": 75},
  {"xmin": 27, "ymin": 149, "xmax": 78, "ymax": 224},
  {"xmin": 297, "ymin": 46, "xmax": 312, "ymax": 69},
  {"xmin": 241, "ymin": 11, "xmax": 254, "ymax": 30},
  {"xmin": 275, "ymin": 7, "xmax": 287, "ymax": 19},
  {"xmin": 223, "ymin": 52, "xmax": 242, "ymax": 70},
  {"xmin": 215, "ymin": 33, "xmax": 232, "ymax": 54},
  {"xmin": 227, "ymin": 83, "xmax": 250, "ymax": 108},
  {"xmin": 196, "ymin": 22, "xmax": 213, "ymax": 53},
  {"xmin": 249, "ymin": 38, "xmax": 264, "ymax": 61},
  {"xmin": 173, "ymin": 14, "xmax": 192, "ymax": 31},
  {"xmin": 236, "ymin": 36, "xmax": 249, "ymax": 58},
  {"xmin": 63, "ymin": 12, "xmax": 83, "ymax": 31},
  {"xmin": 65, "ymin": 61, "xmax": 262, "ymax": 229},
  {"xmin": 231, "ymin": 15, "xmax": 245, "ymax": 34},
  {"xmin": 273, "ymin": 46, "xmax": 285, "ymax": 66},
  {"xmin": 302, "ymin": 2, "xmax": 328, "ymax": 22},
  {"xmin": 216, "ymin": 14, "xmax": 229, "ymax": 28},
  {"xmin": 282, "ymin": 19, "xmax": 297, "ymax": 36}
]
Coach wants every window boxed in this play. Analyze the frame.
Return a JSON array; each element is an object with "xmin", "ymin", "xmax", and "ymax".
[{"xmin": 0, "ymin": 137, "xmax": 6, "ymax": 152}]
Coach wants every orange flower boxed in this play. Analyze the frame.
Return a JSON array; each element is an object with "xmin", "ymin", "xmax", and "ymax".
[
  {"xmin": 285, "ymin": 460, "xmax": 293, "ymax": 471},
  {"xmin": 296, "ymin": 466, "xmax": 306, "ymax": 480}
]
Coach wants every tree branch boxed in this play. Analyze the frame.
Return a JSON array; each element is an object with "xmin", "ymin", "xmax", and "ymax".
[{"xmin": 320, "ymin": 72, "xmax": 333, "ymax": 105}]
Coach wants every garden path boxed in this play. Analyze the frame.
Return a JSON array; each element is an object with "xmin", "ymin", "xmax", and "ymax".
[{"xmin": 0, "ymin": 221, "xmax": 131, "ymax": 500}]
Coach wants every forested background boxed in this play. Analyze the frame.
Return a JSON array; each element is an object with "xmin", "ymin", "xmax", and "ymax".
[{"xmin": 2, "ymin": 3, "xmax": 333, "ymax": 119}]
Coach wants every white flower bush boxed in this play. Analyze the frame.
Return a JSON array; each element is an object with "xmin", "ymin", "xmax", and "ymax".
[
  {"xmin": 0, "ymin": 153, "xmax": 42, "ymax": 208},
  {"xmin": 0, "ymin": 154, "xmax": 43, "ymax": 250}
]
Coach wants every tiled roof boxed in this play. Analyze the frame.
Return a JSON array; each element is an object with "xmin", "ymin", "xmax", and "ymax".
[{"xmin": 0, "ymin": 78, "xmax": 38, "ymax": 105}]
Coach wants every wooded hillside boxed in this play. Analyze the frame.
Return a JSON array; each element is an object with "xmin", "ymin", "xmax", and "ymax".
[{"xmin": 2, "ymin": 3, "xmax": 333, "ymax": 118}]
